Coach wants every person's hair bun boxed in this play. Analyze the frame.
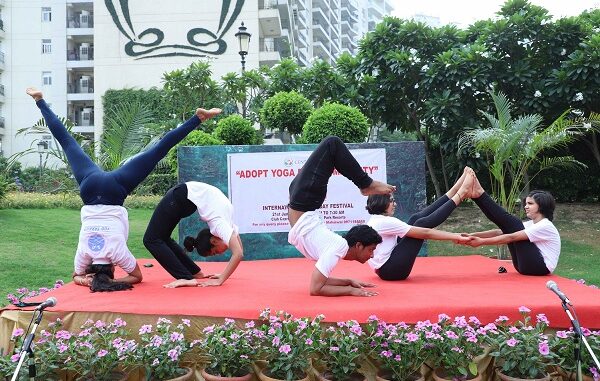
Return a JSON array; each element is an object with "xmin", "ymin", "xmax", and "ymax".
[{"xmin": 183, "ymin": 236, "xmax": 196, "ymax": 252}]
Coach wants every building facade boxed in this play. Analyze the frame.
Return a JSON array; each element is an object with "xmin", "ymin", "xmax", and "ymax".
[{"xmin": 1, "ymin": 0, "xmax": 391, "ymax": 166}]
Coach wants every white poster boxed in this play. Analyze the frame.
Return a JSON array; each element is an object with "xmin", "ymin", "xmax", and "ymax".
[{"xmin": 227, "ymin": 149, "xmax": 387, "ymax": 233}]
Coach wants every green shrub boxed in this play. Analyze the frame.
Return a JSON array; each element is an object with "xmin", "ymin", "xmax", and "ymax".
[
  {"xmin": 0, "ymin": 192, "xmax": 161, "ymax": 209},
  {"xmin": 214, "ymin": 115, "xmax": 262, "ymax": 145},
  {"xmin": 0, "ymin": 176, "xmax": 8, "ymax": 202},
  {"xmin": 301, "ymin": 103, "xmax": 369, "ymax": 143},
  {"xmin": 166, "ymin": 130, "xmax": 224, "ymax": 172},
  {"xmin": 259, "ymin": 91, "xmax": 313, "ymax": 134},
  {"xmin": 133, "ymin": 172, "xmax": 177, "ymax": 196}
]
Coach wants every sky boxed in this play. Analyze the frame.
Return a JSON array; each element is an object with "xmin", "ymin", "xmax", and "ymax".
[{"xmin": 390, "ymin": 0, "xmax": 600, "ymax": 28}]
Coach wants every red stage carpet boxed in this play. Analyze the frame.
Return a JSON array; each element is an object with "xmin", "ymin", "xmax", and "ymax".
[{"xmin": 4, "ymin": 255, "xmax": 600, "ymax": 329}]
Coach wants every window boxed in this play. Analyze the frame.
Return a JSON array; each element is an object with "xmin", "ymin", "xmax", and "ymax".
[
  {"xmin": 42, "ymin": 71, "xmax": 52, "ymax": 86},
  {"xmin": 42, "ymin": 39, "xmax": 52, "ymax": 54},
  {"xmin": 41, "ymin": 7, "xmax": 52, "ymax": 22}
]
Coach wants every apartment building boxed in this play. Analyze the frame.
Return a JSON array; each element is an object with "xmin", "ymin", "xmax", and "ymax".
[{"xmin": 2, "ymin": 0, "xmax": 391, "ymax": 166}]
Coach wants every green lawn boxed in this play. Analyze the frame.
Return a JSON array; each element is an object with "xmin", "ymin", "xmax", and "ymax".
[{"xmin": 1, "ymin": 204, "xmax": 599, "ymax": 301}]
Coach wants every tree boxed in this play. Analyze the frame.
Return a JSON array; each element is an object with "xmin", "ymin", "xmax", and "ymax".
[
  {"xmin": 301, "ymin": 103, "xmax": 369, "ymax": 144},
  {"xmin": 459, "ymin": 92, "xmax": 587, "ymax": 214},
  {"xmin": 300, "ymin": 60, "xmax": 347, "ymax": 107},
  {"xmin": 162, "ymin": 61, "xmax": 224, "ymax": 120},
  {"xmin": 98, "ymin": 102, "xmax": 159, "ymax": 170},
  {"xmin": 259, "ymin": 91, "xmax": 313, "ymax": 136},
  {"xmin": 166, "ymin": 130, "xmax": 223, "ymax": 173},
  {"xmin": 221, "ymin": 68, "xmax": 269, "ymax": 122}
]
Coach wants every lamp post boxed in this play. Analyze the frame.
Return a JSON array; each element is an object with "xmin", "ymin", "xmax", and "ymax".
[
  {"xmin": 37, "ymin": 141, "xmax": 47, "ymax": 180},
  {"xmin": 235, "ymin": 22, "xmax": 251, "ymax": 118}
]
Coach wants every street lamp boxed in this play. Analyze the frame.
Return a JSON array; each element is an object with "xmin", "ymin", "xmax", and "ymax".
[
  {"xmin": 37, "ymin": 140, "xmax": 47, "ymax": 180},
  {"xmin": 235, "ymin": 22, "xmax": 251, "ymax": 72},
  {"xmin": 235, "ymin": 22, "xmax": 251, "ymax": 118}
]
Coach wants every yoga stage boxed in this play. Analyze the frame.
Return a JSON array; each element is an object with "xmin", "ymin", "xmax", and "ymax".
[{"xmin": 2, "ymin": 255, "xmax": 600, "ymax": 335}]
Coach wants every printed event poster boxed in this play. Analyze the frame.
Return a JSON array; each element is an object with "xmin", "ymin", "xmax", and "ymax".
[{"xmin": 227, "ymin": 149, "xmax": 387, "ymax": 233}]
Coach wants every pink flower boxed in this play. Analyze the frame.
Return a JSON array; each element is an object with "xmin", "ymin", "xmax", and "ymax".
[
  {"xmin": 58, "ymin": 344, "xmax": 69, "ymax": 353},
  {"xmin": 55, "ymin": 330, "xmax": 72, "ymax": 340},
  {"xmin": 272, "ymin": 336, "xmax": 280, "ymax": 346},
  {"xmin": 98, "ymin": 349, "xmax": 108, "ymax": 357},
  {"xmin": 279, "ymin": 344, "xmax": 292, "ymax": 354},
  {"xmin": 168, "ymin": 348, "xmax": 180, "ymax": 361},
  {"xmin": 518, "ymin": 306, "xmax": 531, "ymax": 313},
  {"xmin": 245, "ymin": 321, "xmax": 255, "ymax": 329},
  {"xmin": 139, "ymin": 325, "xmax": 152, "ymax": 334},
  {"xmin": 589, "ymin": 367, "xmax": 599, "ymax": 380},
  {"xmin": 406, "ymin": 332, "xmax": 419, "ymax": 342},
  {"xmin": 445, "ymin": 331, "xmax": 459, "ymax": 339},
  {"xmin": 538, "ymin": 340, "xmax": 550, "ymax": 356},
  {"xmin": 380, "ymin": 350, "xmax": 392, "ymax": 358},
  {"xmin": 536, "ymin": 314, "xmax": 550, "ymax": 325},
  {"xmin": 11, "ymin": 354, "xmax": 21, "ymax": 362},
  {"xmin": 330, "ymin": 346, "xmax": 340, "ymax": 352},
  {"xmin": 94, "ymin": 320, "xmax": 106, "ymax": 328},
  {"xmin": 556, "ymin": 331, "xmax": 569, "ymax": 339},
  {"xmin": 495, "ymin": 316, "xmax": 509, "ymax": 323},
  {"xmin": 394, "ymin": 355, "xmax": 401, "ymax": 361},
  {"xmin": 506, "ymin": 338, "xmax": 518, "ymax": 347},
  {"xmin": 202, "ymin": 325, "xmax": 214, "ymax": 334},
  {"xmin": 367, "ymin": 315, "xmax": 379, "ymax": 322},
  {"xmin": 509, "ymin": 327, "xmax": 519, "ymax": 334},
  {"xmin": 11, "ymin": 328, "xmax": 24, "ymax": 338},
  {"xmin": 113, "ymin": 318, "xmax": 126, "ymax": 327},
  {"xmin": 438, "ymin": 313, "xmax": 450, "ymax": 322},
  {"xmin": 170, "ymin": 332, "xmax": 184, "ymax": 342},
  {"xmin": 305, "ymin": 338, "xmax": 313, "ymax": 345}
]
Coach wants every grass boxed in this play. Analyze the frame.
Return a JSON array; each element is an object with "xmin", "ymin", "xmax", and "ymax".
[{"xmin": 1, "ymin": 203, "xmax": 599, "ymax": 302}]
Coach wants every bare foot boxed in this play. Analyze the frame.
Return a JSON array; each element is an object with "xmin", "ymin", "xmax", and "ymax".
[
  {"xmin": 471, "ymin": 171, "xmax": 485, "ymax": 198},
  {"xmin": 455, "ymin": 171, "xmax": 474, "ymax": 202},
  {"xmin": 446, "ymin": 167, "xmax": 469, "ymax": 198},
  {"xmin": 26, "ymin": 87, "xmax": 43, "ymax": 101},
  {"xmin": 196, "ymin": 108, "xmax": 222, "ymax": 122},
  {"xmin": 360, "ymin": 180, "xmax": 396, "ymax": 196}
]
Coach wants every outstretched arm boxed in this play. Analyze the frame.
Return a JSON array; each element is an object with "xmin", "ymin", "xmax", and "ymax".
[
  {"xmin": 469, "ymin": 229, "xmax": 503, "ymax": 238},
  {"xmin": 406, "ymin": 226, "xmax": 472, "ymax": 243},
  {"xmin": 309, "ymin": 269, "xmax": 378, "ymax": 297},
  {"xmin": 197, "ymin": 233, "xmax": 244, "ymax": 287},
  {"xmin": 467, "ymin": 230, "xmax": 529, "ymax": 247}
]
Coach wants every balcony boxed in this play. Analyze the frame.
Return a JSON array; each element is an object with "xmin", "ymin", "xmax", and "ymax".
[
  {"xmin": 0, "ymin": 51, "xmax": 4, "ymax": 71},
  {"xmin": 67, "ymin": 78, "xmax": 94, "ymax": 101},
  {"xmin": 312, "ymin": 40, "xmax": 335, "ymax": 63},
  {"xmin": 0, "ymin": 116, "xmax": 4, "ymax": 129},
  {"xmin": 69, "ymin": 108, "xmax": 95, "ymax": 133},
  {"xmin": 0, "ymin": 19, "xmax": 4, "ymax": 39},
  {"xmin": 66, "ymin": 44, "xmax": 94, "ymax": 68},
  {"xmin": 259, "ymin": 38, "xmax": 281, "ymax": 67},
  {"xmin": 0, "ymin": 84, "xmax": 5, "ymax": 103}
]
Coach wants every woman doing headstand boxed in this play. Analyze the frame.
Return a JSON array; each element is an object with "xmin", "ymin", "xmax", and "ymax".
[
  {"xmin": 27, "ymin": 88, "xmax": 221, "ymax": 291},
  {"xmin": 143, "ymin": 181, "xmax": 243, "ymax": 288},
  {"xmin": 366, "ymin": 168, "xmax": 473, "ymax": 281},
  {"xmin": 465, "ymin": 172, "xmax": 560, "ymax": 275}
]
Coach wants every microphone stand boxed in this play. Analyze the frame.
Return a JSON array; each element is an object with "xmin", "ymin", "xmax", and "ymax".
[
  {"xmin": 10, "ymin": 309, "xmax": 43, "ymax": 381},
  {"xmin": 560, "ymin": 301, "xmax": 600, "ymax": 381}
]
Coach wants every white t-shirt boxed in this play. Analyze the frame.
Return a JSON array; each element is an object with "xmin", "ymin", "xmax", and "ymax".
[
  {"xmin": 74, "ymin": 205, "xmax": 137, "ymax": 275},
  {"xmin": 288, "ymin": 211, "xmax": 349, "ymax": 278},
  {"xmin": 523, "ymin": 218, "xmax": 561, "ymax": 272},
  {"xmin": 366, "ymin": 214, "xmax": 412, "ymax": 270},
  {"xmin": 185, "ymin": 182, "xmax": 238, "ymax": 244}
]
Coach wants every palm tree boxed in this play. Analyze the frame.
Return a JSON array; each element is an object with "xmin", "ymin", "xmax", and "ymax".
[{"xmin": 459, "ymin": 91, "xmax": 587, "ymax": 215}]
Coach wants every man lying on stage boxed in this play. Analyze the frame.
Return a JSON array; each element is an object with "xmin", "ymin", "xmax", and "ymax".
[{"xmin": 287, "ymin": 136, "xmax": 395, "ymax": 297}]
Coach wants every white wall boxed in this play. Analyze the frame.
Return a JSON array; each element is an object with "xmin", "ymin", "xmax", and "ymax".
[{"xmin": 94, "ymin": 0, "xmax": 260, "ymax": 139}]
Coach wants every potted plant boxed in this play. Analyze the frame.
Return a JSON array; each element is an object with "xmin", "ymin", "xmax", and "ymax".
[
  {"xmin": 365, "ymin": 316, "xmax": 429, "ymax": 381},
  {"xmin": 200, "ymin": 318, "xmax": 256, "ymax": 381},
  {"xmin": 257, "ymin": 309, "xmax": 323, "ymax": 381},
  {"xmin": 315, "ymin": 320, "xmax": 367, "ymax": 381},
  {"xmin": 127, "ymin": 317, "xmax": 198, "ymax": 381},
  {"xmin": 550, "ymin": 327, "xmax": 600, "ymax": 381},
  {"xmin": 41, "ymin": 317, "xmax": 132, "ymax": 381},
  {"xmin": 486, "ymin": 307, "xmax": 555, "ymax": 380},
  {"xmin": 428, "ymin": 314, "xmax": 485, "ymax": 381}
]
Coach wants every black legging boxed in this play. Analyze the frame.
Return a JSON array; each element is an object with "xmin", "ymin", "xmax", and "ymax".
[
  {"xmin": 143, "ymin": 184, "xmax": 201, "ymax": 279},
  {"xmin": 289, "ymin": 136, "xmax": 372, "ymax": 212},
  {"xmin": 376, "ymin": 195, "xmax": 457, "ymax": 280},
  {"xmin": 473, "ymin": 192, "xmax": 549, "ymax": 275}
]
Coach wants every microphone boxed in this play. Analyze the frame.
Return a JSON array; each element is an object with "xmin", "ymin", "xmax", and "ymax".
[
  {"xmin": 546, "ymin": 281, "xmax": 571, "ymax": 305},
  {"xmin": 35, "ymin": 297, "xmax": 57, "ymax": 311}
]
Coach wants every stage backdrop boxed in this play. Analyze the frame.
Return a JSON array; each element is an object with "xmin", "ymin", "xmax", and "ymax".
[{"xmin": 178, "ymin": 142, "xmax": 426, "ymax": 261}]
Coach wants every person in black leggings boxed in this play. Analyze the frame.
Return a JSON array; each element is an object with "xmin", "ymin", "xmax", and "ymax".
[
  {"xmin": 366, "ymin": 168, "xmax": 474, "ymax": 280},
  {"xmin": 27, "ymin": 87, "xmax": 221, "ymax": 291},
  {"xmin": 287, "ymin": 136, "xmax": 396, "ymax": 297},
  {"xmin": 144, "ymin": 181, "xmax": 244, "ymax": 288},
  {"xmin": 464, "ymin": 171, "xmax": 560, "ymax": 275}
]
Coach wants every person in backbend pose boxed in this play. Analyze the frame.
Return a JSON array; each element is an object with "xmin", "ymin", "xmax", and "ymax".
[
  {"xmin": 143, "ymin": 181, "xmax": 243, "ymax": 288},
  {"xmin": 27, "ymin": 87, "xmax": 221, "ymax": 291},
  {"xmin": 287, "ymin": 136, "xmax": 396, "ymax": 297}
]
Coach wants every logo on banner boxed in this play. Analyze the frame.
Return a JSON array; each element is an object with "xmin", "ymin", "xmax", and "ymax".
[{"xmin": 284, "ymin": 158, "xmax": 294, "ymax": 167}]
